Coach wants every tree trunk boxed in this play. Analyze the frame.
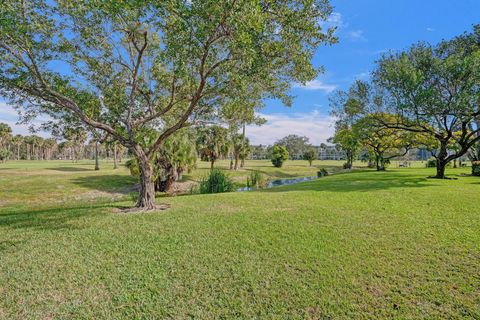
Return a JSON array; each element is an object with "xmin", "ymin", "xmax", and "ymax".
[
  {"xmin": 375, "ymin": 153, "xmax": 385, "ymax": 171},
  {"xmin": 241, "ymin": 122, "xmax": 246, "ymax": 168},
  {"xmin": 234, "ymin": 154, "xmax": 239, "ymax": 170},
  {"xmin": 137, "ymin": 159, "xmax": 156, "ymax": 210},
  {"xmin": 113, "ymin": 143, "xmax": 118, "ymax": 169},
  {"xmin": 154, "ymin": 158, "xmax": 176, "ymax": 193},
  {"xmin": 210, "ymin": 159, "xmax": 215, "ymax": 170},
  {"xmin": 453, "ymin": 159, "xmax": 457, "ymax": 168},
  {"xmin": 155, "ymin": 176, "xmax": 176, "ymax": 193},
  {"xmin": 17, "ymin": 145, "xmax": 20, "ymax": 160},
  {"xmin": 94, "ymin": 141, "xmax": 100, "ymax": 170},
  {"xmin": 435, "ymin": 162, "xmax": 446, "ymax": 179},
  {"xmin": 434, "ymin": 142, "xmax": 448, "ymax": 179}
]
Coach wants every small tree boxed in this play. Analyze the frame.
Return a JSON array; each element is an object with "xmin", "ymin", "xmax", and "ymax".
[
  {"xmin": 276, "ymin": 135, "xmax": 311, "ymax": 160},
  {"xmin": 329, "ymin": 81, "xmax": 369, "ymax": 168},
  {"xmin": 196, "ymin": 126, "xmax": 229, "ymax": 170},
  {"xmin": 303, "ymin": 148, "xmax": 317, "ymax": 166},
  {"xmin": 0, "ymin": 123, "xmax": 12, "ymax": 147},
  {"xmin": 328, "ymin": 128, "xmax": 359, "ymax": 169},
  {"xmin": 353, "ymin": 114, "xmax": 431, "ymax": 171},
  {"xmin": 0, "ymin": 123, "xmax": 12, "ymax": 162},
  {"xmin": 271, "ymin": 145, "xmax": 289, "ymax": 168}
]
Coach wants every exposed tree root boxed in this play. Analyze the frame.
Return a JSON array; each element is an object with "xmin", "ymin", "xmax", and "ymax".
[{"xmin": 113, "ymin": 203, "xmax": 171, "ymax": 214}]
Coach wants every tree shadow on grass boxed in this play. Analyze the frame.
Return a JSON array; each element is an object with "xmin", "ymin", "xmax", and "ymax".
[
  {"xmin": 71, "ymin": 174, "xmax": 138, "ymax": 194},
  {"xmin": 261, "ymin": 170, "xmax": 435, "ymax": 193},
  {"xmin": 0, "ymin": 203, "xmax": 110, "ymax": 231}
]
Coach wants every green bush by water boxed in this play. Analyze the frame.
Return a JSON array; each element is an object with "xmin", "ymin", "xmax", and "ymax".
[
  {"xmin": 317, "ymin": 168, "xmax": 329, "ymax": 178},
  {"xmin": 199, "ymin": 169, "xmax": 235, "ymax": 194},
  {"xmin": 247, "ymin": 170, "xmax": 268, "ymax": 189}
]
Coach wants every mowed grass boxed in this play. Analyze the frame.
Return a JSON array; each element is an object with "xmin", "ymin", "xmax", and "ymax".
[{"xmin": 0, "ymin": 160, "xmax": 479, "ymax": 319}]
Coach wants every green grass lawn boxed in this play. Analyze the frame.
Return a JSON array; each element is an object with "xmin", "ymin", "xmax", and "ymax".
[{"xmin": 0, "ymin": 160, "xmax": 479, "ymax": 319}]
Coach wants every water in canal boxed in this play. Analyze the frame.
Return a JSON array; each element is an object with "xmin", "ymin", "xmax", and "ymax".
[{"xmin": 237, "ymin": 176, "xmax": 317, "ymax": 192}]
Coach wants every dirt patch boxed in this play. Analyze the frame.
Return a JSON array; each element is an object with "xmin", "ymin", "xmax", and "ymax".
[{"xmin": 167, "ymin": 181, "xmax": 198, "ymax": 195}]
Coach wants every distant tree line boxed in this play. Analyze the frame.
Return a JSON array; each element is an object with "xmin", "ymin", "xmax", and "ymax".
[{"xmin": 0, "ymin": 123, "xmax": 126, "ymax": 165}]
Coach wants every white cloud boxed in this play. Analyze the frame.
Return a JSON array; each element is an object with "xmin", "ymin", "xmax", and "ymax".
[
  {"xmin": 347, "ymin": 30, "xmax": 366, "ymax": 41},
  {"xmin": 293, "ymin": 79, "xmax": 337, "ymax": 93},
  {"xmin": 246, "ymin": 111, "xmax": 335, "ymax": 145},
  {"xmin": 426, "ymin": 27, "xmax": 435, "ymax": 32},
  {"xmin": 0, "ymin": 102, "xmax": 51, "ymax": 137},
  {"xmin": 320, "ymin": 12, "xmax": 347, "ymax": 30},
  {"xmin": 355, "ymin": 71, "xmax": 370, "ymax": 80}
]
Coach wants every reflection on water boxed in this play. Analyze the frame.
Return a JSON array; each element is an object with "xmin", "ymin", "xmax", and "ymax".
[{"xmin": 237, "ymin": 176, "xmax": 317, "ymax": 192}]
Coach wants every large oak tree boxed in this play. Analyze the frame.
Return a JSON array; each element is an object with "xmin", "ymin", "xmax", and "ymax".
[
  {"xmin": 0, "ymin": 0, "xmax": 337, "ymax": 209},
  {"xmin": 374, "ymin": 26, "xmax": 480, "ymax": 178}
]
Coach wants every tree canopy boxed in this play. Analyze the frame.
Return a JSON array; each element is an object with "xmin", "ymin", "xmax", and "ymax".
[
  {"xmin": 373, "ymin": 25, "xmax": 480, "ymax": 178},
  {"xmin": 0, "ymin": 0, "xmax": 337, "ymax": 209}
]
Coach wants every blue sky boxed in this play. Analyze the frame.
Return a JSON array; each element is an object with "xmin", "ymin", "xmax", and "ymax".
[{"xmin": 1, "ymin": 0, "xmax": 479, "ymax": 144}]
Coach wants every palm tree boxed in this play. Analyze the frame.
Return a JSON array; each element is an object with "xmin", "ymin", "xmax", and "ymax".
[
  {"xmin": 196, "ymin": 126, "xmax": 229, "ymax": 170},
  {"xmin": 11, "ymin": 135, "xmax": 23, "ymax": 160},
  {"xmin": 43, "ymin": 138, "xmax": 57, "ymax": 160}
]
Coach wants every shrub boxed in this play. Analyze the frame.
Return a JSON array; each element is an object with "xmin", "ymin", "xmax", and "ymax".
[
  {"xmin": 426, "ymin": 159, "xmax": 452, "ymax": 168},
  {"xmin": 426, "ymin": 159, "xmax": 436, "ymax": 168},
  {"xmin": 317, "ymin": 168, "xmax": 328, "ymax": 178},
  {"xmin": 199, "ymin": 169, "xmax": 235, "ymax": 194},
  {"xmin": 343, "ymin": 162, "xmax": 352, "ymax": 169},
  {"xmin": 247, "ymin": 170, "xmax": 268, "ymax": 189},
  {"xmin": 472, "ymin": 161, "xmax": 480, "ymax": 176},
  {"xmin": 271, "ymin": 145, "xmax": 289, "ymax": 168}
]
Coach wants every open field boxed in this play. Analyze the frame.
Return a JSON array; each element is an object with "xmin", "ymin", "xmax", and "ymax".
[{"xmin": 0, "ymin": 160, "xmax": 479, "ymax": 319}]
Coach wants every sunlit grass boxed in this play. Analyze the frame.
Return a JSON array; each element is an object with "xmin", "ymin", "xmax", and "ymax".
[{"xmin": 0, "ymin": 160, "xmax": 478, "ymax": 319}]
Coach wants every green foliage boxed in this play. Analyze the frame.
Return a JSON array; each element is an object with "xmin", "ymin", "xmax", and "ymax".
[
  {"xmin": 0, "ymin": 0, "xmax": 337, "ymax": 206},
  {"xmin": 199, "ymin": 169, "xmax": 235, "ymax": 194},
  {"xmin": 196, "ymin": 126, "xmax": 229, "ymax": 166},
  {"xmin": 0, "ymin": 123, "xmax": 12, "ymax": 147},
  {"xmin": 373, "ymin": 26, "xmax": 480, "ymax": 177},
  {"xmin": 0, "ymin": 148, "xmax": 12, "ymax": 162},
  {"xmin": 352, "ymin": 113, "xmax": 430, "ymax": 171},
  {"xmin": 125, "ymin": 158, "xmax": 140, "ymax": 176},
  {"xmin": 271, "ymin": 145, "xmax": 289, "ymax": 168},
  {"xmin": 276, "ymin": 135, "xmax": 311, "ymax": 159},
  {"xmin": 317, "ymin": 168, "xmax": 329, "ymax": 178},
  {"xmin": 246, "ymin": 170, "xmax": 268, "ymax": 189},
  {"xmin": 125, "ymin": 130, "xmax": 197, "ymax": 190},
  {"xmin": 472, "ymin": 161, "xmax": 480, "ymax": 176},
  {"xmin": 426, "ymin": 159, "xmax": 436, "ymax": 168},
  {"xmin": 329, "ymin": 127, "xmax": 359, "ymax": 167},
  {"xmin": 303, "ymin": 148, "xmax": 317, "ymax": 166},
  {"xmin": 229, "ymin": 133, "xmax": 251, "ymax": 168},
  {"xmin": 426, "ymin": 159, "xmax": 454, "ymax": 168}
]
